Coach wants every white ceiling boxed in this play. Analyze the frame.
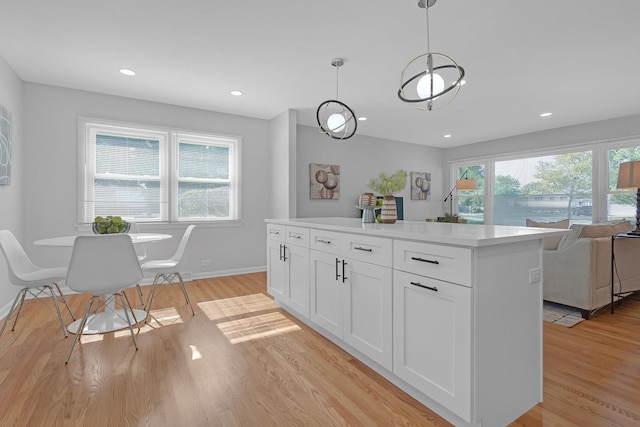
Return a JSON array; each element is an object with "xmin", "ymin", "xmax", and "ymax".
[{"xmin": 1, "ymin": 0, "xmax": 639, "ymax": 148}]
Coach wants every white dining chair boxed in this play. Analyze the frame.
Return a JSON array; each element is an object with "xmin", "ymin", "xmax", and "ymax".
[
  {"xmin": 64, "ymin": 234, "xmax": 143, "ymax": 364},
  {"xmin": 0, "ymin": 229, "xmax": 76, "ymax": 338},
  {"xmin": 141, "ymin": 224, "xmax": 196, "ymax": 318}
]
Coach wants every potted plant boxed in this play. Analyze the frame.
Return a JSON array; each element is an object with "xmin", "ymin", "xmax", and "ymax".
[{"xmin": 367, "ymin": 170, "xmax": 407, "ymax": 223}]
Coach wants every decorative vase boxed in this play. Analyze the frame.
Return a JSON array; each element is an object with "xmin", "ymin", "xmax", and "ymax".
[
  {"xmin": 358, "ymin": 192, "xmax": 377, "ymax": 206},
  {"xmin": 381, "ymin": 195, "xmax": 397, "ymax": 224}
]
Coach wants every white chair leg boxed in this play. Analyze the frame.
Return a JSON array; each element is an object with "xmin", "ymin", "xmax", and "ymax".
[
  {"xmin": 135, "ymin": 284, "xmax": 145, "ymax": 307},
  {"xmin": 65, "ymin": 296, "xmax": 97, "ymax": 364},
  {"xmin": 0, "ymin": 289, "xmax": 25, "ymax": 337},
  {"xmin": 10, "ymin": 289, "xmax": 28, "ymax": 333}
]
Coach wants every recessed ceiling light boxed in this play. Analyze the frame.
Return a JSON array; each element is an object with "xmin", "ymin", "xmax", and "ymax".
[
  {"xmin": 357, "ymin": 116, "xmax": 367, "ymax": 121},
  {"xmin": 444, "ymin": 134, "xmax": 452, "ymax": 138},
  {"xmin": 119, "ymin": 69, "xmax": 136, "ymax": 76},
  {"xmin": 459, "ymin": 80, "xmax": 466, "ymax": 85},
  {"xmin": 230, "ymin": 90, "xmax": 243, "ymax": 96},
  {"xmin": 540, "ymin": 112, "xmax": 552, "ymax": 117}
]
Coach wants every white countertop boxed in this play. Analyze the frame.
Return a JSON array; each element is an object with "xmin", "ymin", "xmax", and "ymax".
[{"xmin": 265, "ymin": 217, "xmax": 571, "ymax": 247}]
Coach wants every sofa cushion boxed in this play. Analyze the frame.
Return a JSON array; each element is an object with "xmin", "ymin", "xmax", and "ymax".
[{"xmin": 526, "ymin": 218, "xmax": 570, "ymax": 250}]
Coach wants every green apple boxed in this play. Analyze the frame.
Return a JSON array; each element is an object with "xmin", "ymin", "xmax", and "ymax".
[
  {"xmin": 376, "ymin": 214, "xmax": 382, "ymax": 223},
  {"xmin": 376, "ymin": 198, "xmax": 383, "ymax": 206}
]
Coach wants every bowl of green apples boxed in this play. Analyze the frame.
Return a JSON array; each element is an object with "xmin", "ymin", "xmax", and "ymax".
[{"xmin": 92, "ymin": 216, "xmax": 130, "ymax": 234}]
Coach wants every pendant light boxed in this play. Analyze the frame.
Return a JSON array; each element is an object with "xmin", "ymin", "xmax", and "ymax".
[
  {"xmin": 316, "ymin": 58, "xmax": 357, "ymax": 140},
  {"xmin": 398, "ymin": 0, "xmax": 465, "ymax": 110}
]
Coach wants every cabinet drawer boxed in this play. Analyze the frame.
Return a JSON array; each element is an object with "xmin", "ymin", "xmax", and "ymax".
[
  {"xmin": 394, "ymin": 240, "xmax": 472, "ymax": 286},
  {"xmin": 310, "ymin": 229, "xmax": 346, "ymax": 254},
  {"xmin": 345, "ymin": 234, "xmax": 392, "ymax": 268},
  {"xmin": 267, "ymin": 224, "xmax": 286, "ymax": 242},
  {"xmin": 285, "ymin": 226, "xmax": 310, "ymax": 247}
]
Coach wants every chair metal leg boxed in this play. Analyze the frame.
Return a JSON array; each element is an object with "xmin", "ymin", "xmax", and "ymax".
[
  {"xmin": 121, "ymin": 290, "xmax": 140, "ymax": 329},
  {"xmin": 175, "ymin": 272, "xmax": 195, "ymax": 316},
  {"xmin": 117, "ymin": 293, "xmax": 138, "ymax": 350},
  {"xmin": 65, "ymin": 296, "xmax": 97, "ymax": 364},
  {"xmin": 135, "ymin": 284, "xmax": 145, "ymax": 307},
  {"xmin": 53, "ymin": 282, "xmax": 76, "ymax": 321},
  {"xmin": 144, "ymin": 274, "xmax": 162, "ymax": 320},
  {"xmin": 46, "ymin": 284, "xmax": 69, "ymax": 338},
  {"xmin": 10, "ymin": 289, "xmax": 28, "ymax": 332},
  {"xmin": 0, "ymin": 289, "xmax": 26, "ymax": 337}
]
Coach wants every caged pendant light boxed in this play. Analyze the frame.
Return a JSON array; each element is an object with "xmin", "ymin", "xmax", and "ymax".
[
  {"xmin": 398, "ymin": 0, "xmax": 465, "ymax": 111},
  {"xmin": 316, "ymin": 58, "xmax": 357, "ymax": 140}
]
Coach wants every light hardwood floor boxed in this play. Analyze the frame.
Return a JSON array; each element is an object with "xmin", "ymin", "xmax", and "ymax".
[{"xmin": 0, "ymin": 272, "xmax": 639, "ymax": 426}]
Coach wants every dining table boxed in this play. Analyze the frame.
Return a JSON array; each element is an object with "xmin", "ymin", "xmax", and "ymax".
[{"xmin": 34, "ymin": 232, "xmax": 172, "ymax": 334}]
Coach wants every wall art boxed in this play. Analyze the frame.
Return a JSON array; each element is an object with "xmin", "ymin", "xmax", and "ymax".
[
  {"xmin": 0, "ymin": 104, "xmax": 11, "ymax": 185},
  {"xmin": 310, "ymin": 163, "xmax": 340, "ymax": 199},
  {"xmin": 411, "ymin": 171, "xmax": 431, "ymax": 200}
]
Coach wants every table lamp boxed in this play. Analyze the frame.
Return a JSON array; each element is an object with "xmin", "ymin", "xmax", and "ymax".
[{"xmin": 616, "ymin": 161, "xmax": 640, "ymax": 235}]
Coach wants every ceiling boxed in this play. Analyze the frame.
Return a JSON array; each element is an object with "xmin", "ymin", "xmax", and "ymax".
[{"xmin": 1, "ymin": 0, "xmax": 639, "ymax": 148}]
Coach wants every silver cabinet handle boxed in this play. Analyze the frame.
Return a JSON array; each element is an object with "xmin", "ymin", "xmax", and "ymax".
[
  {"xmin": 290, "ymin": 234, "xmax": 302, "ymax": 239},
  {"xmin": 354, "ymin": 246, "xmax": 372, "ymax": 252},
  {"xmin": 410, "ymin": 281, "xmax": 438, "ymax": 292},
  {"xmin": 270, "ymin": 230, "xmax": 281, "ymax": 235},
  {"xmin": 335, "ymin": 258, "xmax": 341, "ymax": 281},
  {"xmin": 317, "ymin": 239, "xmax": 331, "ymax": 244},
  {"xmin": 411, "ymin": 256, "xmax": 439, "ymax": 265}
]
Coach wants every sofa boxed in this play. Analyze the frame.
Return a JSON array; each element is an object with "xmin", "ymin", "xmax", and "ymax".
[{"xmin": 528, "ymin": 219, "xmax": 640, "ymax": 318}]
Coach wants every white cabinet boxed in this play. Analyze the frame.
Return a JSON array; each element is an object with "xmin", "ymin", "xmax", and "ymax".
[
  {"xmin": 393, "ymin": 269, "xmax": 472, "ymax": 422},
  {"xmin": 309, "ymin": 233, "xmax": 393, "ymax": 370},
  {"xmin": 266, "ymin": 219, "xmax": 546, "ymax": 427},
  {"xmin": 267, "ymin": 225, "xmax": 310, "ymax": 317}
]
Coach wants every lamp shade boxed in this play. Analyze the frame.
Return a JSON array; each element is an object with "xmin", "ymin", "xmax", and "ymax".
[
  {"xmin": 456, "ymin": 178, "xmax": 478, "ymax": 191},
  {"xmin": 616, "ymin": 161, "xmax": 640, "ymax": 189}
]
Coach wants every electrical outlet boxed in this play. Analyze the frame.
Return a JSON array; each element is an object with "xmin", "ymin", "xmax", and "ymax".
[
  {"xmin": 529, "ymin": 268, "xmax": 541, "ymax": 284},
  {"xmin": 201, "ymin": 259, "xmax": 211, "ymax": 266}
]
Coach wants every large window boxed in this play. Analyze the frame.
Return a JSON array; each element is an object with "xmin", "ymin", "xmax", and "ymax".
[
  {"xmin": 450, "ymin": 138, "xmax": 640, "ymax": 226},
  {"xmin": 79, "ymin": 119, "xmax": 241, "ymax": 224},
  {"xmin": 493, "ymin": 151, "xmax": 593, "ymax": 225}
]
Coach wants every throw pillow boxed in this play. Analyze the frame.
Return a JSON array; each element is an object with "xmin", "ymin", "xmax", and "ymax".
[{"xmin": 525, "ymin": 218, "xmax": 570, "ymax": 250}]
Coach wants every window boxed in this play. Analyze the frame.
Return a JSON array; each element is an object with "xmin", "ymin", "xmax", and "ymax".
[
  {"xmin": 607, "ymin": 145, "xmax": 640, "ymax": 222},
  {"xmin": 456, "ymin": 164, "xmax": 485, "ymax": 224},
  {"xmin": 79, "ymin": 119, "xmax": 241, "ymax": 223},
  {"xmin": 493, "ymin": 151, "xmax": 593, "ymax": 226},
  {"xmin": 450, "ymin": 137, "xmax": 640, "ymax": 226}
]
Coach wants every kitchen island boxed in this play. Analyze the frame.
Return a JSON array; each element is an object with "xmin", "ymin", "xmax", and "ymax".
[{"xmin": 265, "ymin": 217, "xmax": 569, "ymax": 427}]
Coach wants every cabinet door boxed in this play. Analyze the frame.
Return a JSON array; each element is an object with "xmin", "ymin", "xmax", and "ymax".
[
  {"xmin": 343, "ymin": 259, "xmax": 392, "ymax": 370},
  {"xmin": 393, "ymin": 270, "xmax": 472, "ymax": 422},
  {"xmin": 267, "ymin": 240, "xmax": 286, "ymax": 299},
  {"xmin": 285, "ymin": 244, "xmax": 309, "ymax": 318},
  {"xmin": 309, "ymin": 250, "xmax": 343, "ymax": 338}
]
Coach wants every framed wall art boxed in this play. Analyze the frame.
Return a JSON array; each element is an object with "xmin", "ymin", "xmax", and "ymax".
[
  {"xmin": 310, "ymin": 163, "xmax": 340, "ymax": 199},
  {"xmin": 411, "ymin": 171, "xmax": 431, "ymax": 200},
  {"xmin": 0, "ymin": 104, "xmax": 12, "ymax": 185}
]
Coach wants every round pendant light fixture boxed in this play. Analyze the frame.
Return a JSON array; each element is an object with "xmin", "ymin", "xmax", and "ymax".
[
  {"xmin": 316, "ymin": 58, "xmax": 357, "ymax": 140},
  {"xmin": 398, "ymin": 0, "xmax": 465, "ymax": 111}
]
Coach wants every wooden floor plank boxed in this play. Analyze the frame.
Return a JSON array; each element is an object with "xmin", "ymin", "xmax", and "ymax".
[{"xmin": 1, "ymin": 272, "xmax": 639, "ymax": 426}]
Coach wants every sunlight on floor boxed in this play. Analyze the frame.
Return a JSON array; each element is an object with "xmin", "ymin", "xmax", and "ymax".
[
  {"xmin": 79, "ymin": 334, "xmax": 104, "ymax": 344},
  {"xmin": 217, "ymin": 312, "xmax": 300, "ymax": 344},
  {"xmin": 199, "ymin": 293, "xmax": 278, "ymax": 320},
  {"xmin": 190, "ymin": 345, "xmax": 202, "ymax": 360},
  {"xmin": 144, "ymin": 307, "xmax": 184, "ymax": 327}
]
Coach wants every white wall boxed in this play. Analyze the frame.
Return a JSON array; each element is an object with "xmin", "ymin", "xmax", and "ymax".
[
  {"xmin": 268, "ymin": 109, "xmax": 297, "ymax": 219},
  {"xmin": 296, "ymin": 125, "xmax": 445, "ymax": 221},
  {"xmin": 0, "ymin": 56, "xmax": 24, "ymax": 312},
  {"xmin": 444, "ymin": 114, "xmax": 640, "ymax": 165},
  {"xmin": 22, "ymin": 83, "xmax": 270, "ymax": 278}
]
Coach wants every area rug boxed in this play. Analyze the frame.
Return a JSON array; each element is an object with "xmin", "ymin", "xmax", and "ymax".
[{"xmin": 543, "ymin": 301, "xmax": 584, "ymax": 327}]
